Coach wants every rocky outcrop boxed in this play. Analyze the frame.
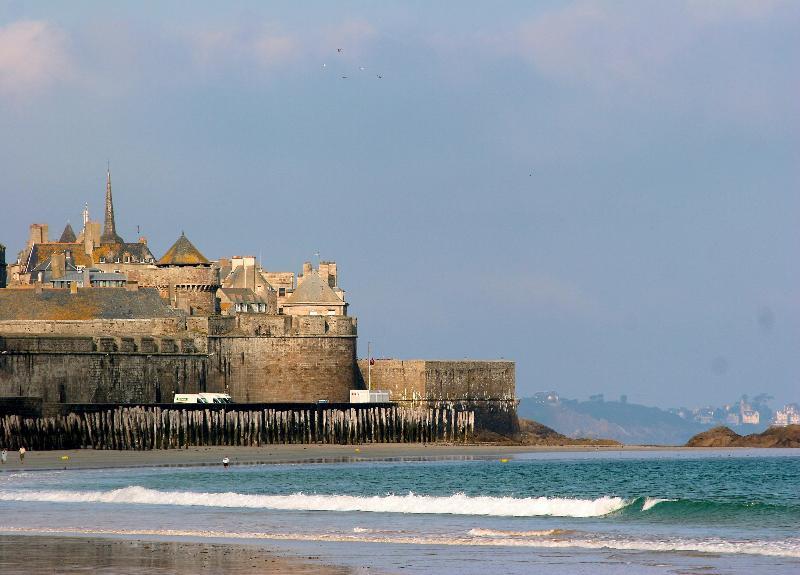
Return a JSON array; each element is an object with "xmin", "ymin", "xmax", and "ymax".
[
  {"xmin": 686, "ymin": 425, "xmax": 800, "ymax": 448},
  {"xmin": 474, "ymin": 417, "xmax": 621, "ymax": 446}
]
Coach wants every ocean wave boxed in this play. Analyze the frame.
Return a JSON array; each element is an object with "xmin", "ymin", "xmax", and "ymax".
[
  {"xmin": 0, "ymin": 487, "xmax": 627, "ymax": 518},
  {"xmin": 2, "ymin": 525, "xmax": 798, "ymax": 558},
  {"xmin": 641, "ymin": 497, "xmax": 676, "ymax": 511},
  {"xmin": 623, "ymin": 496, "xmax": 795, "ymax": 518}
]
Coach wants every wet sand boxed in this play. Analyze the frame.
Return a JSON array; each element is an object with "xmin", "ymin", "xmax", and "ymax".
[
  {"xmin": 0, "ymin": 443, "xmax": 696, "ymax": 472},
  {"xmin": 0, "ymin": 534, "xmax": 356, "ymax": 574}
]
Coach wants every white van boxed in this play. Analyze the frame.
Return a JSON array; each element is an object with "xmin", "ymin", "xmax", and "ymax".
[{"xmin": 173, "ymin": 393, "xmax": 233, "ymax": 404}]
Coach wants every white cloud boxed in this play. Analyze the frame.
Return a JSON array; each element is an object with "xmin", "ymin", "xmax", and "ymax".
[
  {"xmin": 185, "ymin": 18, "xmax": 378, "ymax": 73},
  {"xmin": 186, "ymin": 26, "xmax": 299, "ymax": 71},
  {"xmin": 0, "ymin": 20, "xmax": 71, "ymax": 97},
  {"xmin": 503, "ymin": 0, "xmax": 799, "ymax": 126}
]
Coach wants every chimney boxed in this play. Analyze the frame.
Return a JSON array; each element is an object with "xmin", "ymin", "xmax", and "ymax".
[
  {"xmin": 51, "ymin": 252, "xmax": 66, "ymax": 279},
  {"xmin": 28, "ymin": 224, "xmax": 49, "ymax": 247},
  {"xmin": 231, "ymin": 256, "xmax": 243, "ymax": 270},
  {"xmin": 138, "ymin": 236, "xmax": 147, "ymax": 244}
]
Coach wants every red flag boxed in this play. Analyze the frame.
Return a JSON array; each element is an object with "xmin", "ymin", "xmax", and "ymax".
[{"xmin": 369, "ymin": 358, "xmax": 375, "ymax": 366}]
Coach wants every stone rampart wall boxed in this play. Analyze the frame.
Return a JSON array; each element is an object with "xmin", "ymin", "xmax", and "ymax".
[
  {"xmin": 357, "ymin": 359, "xmax": 515, "ymax": 401},
  {"xmin": 208, "ymin": 334, "xmax": 357, "ymax": 402},
  {"xmin": 0, "ymin": 318, "xmax": 185, "ymax": 336},
  {"xmin": 0, "ymin": 352, "xmax": 207, "ymax": 404},
  {"xmin": 125, "ymin": 266, "xmax": 220, "ymax": 290}
]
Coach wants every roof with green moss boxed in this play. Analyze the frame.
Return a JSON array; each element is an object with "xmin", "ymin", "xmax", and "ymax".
[
  {"xmin": 0, "ymin": 287, "xmax": 180, "ymax": 320},
  {"xmin": 157, "ymin": 233, "xmax": 210, "ymax": 266}
]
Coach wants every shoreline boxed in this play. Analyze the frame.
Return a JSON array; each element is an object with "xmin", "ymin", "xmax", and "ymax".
[
  {"xmin": 0, "ymin": 533, "xmax": 358, "ymax": 575},
  {"xmin": 0, "ymin": 443, "xmax": 761, "ymax": 472}
]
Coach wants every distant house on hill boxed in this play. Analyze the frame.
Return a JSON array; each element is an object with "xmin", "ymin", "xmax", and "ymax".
[{"xmin": 773, "ymin": 404, "xmax": 800, "ymax": 427}]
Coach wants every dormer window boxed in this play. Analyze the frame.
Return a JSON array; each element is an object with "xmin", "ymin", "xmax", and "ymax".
[
  {"xmin": 124, "ymin": 255, "xmax": 130, "ymax": 263},
  {"xmin": 99, "ymin": 257, "xmax": 105, "ymax": 263}
]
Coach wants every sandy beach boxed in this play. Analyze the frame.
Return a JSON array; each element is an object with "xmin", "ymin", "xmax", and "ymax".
[
  {"xmin": 0, "ymin": 534, "xmax": 357, "ymax": 574},
  {"xmin": 0, "ymin": 443, "xmax": 698, "ymax": 472}
]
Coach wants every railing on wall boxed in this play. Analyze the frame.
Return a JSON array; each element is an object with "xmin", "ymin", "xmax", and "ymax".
[{"xmin": 0, "ymin": 403, "xmax": 475, "ymax": 450}]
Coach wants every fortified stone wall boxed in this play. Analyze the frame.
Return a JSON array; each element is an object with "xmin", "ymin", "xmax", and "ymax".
[
  {"xmin": 357, "ymin": 360, "xmax": 515, "ymax": 401},
  {"xmin": 0, "ymin": 318, "xmax": 186, "ymax": 337},
  {"xmin": 356, "ymin": 359, "xmax": 517, "ymax": 434},
  {"xmin": 207, "ymin": 315, "xmax": 358, "ymax": 403},
  {"xmin": 0, "ymin": 347, "xmax": 207, "ymax": 404},
  {"xmin": 125, "ymin": 266, "xmax": 220, "ymax": 316}
]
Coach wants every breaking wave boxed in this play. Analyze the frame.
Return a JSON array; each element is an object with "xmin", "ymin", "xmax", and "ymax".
[
  {"xmin": 641, "ymin": 497, "xmax": 676, "ymax": 511},
  {"xmin": 0, "ymin": 487, "xmax": 627, "ymax": 517}
]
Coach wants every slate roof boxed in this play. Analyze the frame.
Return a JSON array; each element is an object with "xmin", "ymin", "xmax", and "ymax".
[
  {"xmin": 58, "ymin": 223, "xmax": 77, "ymax": 243},
  {"xmin": 92, "ymin": 242, "xmax": 156, "ymax": 264},
  {"xmin": 0, "ymin": 287, "xmax": 180, "ymax": 320},
  {"xmin": 26, "ymin": 243, "xmax": 92, "ymax": 273},
  {"xmin": 31, "ymin": 254, "xmax": 79, "ymax": 274},
  {"xmin": 284, "ymin": 271, "xmax": 344, "ymax": 305},
  {"xmin": 222, "ymin": 265, "xmax": 275, "ymax": 291},
  {"xmin": 158, "ymin": 233, "xmax": 210, "ymax": 266},
  {"xmin": 219, "ymin": 288, "xmax": 269, "ymax": 305}
]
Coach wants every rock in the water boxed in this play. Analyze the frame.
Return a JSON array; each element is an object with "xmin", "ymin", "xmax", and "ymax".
[{"xmin": 686, "ymin": 425, "xmax": 800, "ymax": 448}]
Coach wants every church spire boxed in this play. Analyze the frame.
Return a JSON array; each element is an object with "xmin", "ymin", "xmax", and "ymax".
[{"xmin": 100, "ymin": 165, "xmax": 124, "ymax": 245}]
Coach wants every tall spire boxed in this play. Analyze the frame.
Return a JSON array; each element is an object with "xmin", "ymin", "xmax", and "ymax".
[{"xmin": 100, "ymin": 164, "xmax": 124, "ymax": 245}]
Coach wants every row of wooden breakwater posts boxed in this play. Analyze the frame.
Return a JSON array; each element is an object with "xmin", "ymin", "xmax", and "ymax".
[{"xmin": 0, "ymin": 404, "xmax": 476, "ymax": 450}]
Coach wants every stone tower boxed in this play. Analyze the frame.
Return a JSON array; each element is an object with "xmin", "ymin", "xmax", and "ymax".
[
  {"xmin": 100, "ymin": 168, "xmax": 124, "ymax": 245},
  {"xmin": 0, "ymin": 243, "xmax": 6, "ymax": 288}
]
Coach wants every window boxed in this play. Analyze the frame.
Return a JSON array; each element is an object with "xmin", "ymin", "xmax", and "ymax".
[
  {"xmin": 99, "ymin": 257, "xmax": 105, "ymax": 263},
  {"xmin": 124, "ymin": 255, "xmax": 130, "ymax": 263},
  {"xmin": 279, "ymin": 288, "xmax": 286, "ymax": 296}
]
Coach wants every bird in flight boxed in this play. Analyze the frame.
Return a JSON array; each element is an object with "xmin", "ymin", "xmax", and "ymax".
[
  {"xmin": 359, "ymin": 66, "xmax": 366, "ymax": 71},
  {"xmin": 337, "ymin": 48, "xmax": 343, "ymax": 53},
  {"xmin": 376, "ymin": 74, "xmax": 382, "ymax": 79},
  {"xmin": 341, "ymin": 75, "xmax": 348, "ymax": 79}
]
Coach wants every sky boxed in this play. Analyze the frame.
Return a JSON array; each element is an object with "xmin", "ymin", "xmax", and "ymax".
[{"xmin": 1, "ymin": 1, "xmax": 798, "ymax": 407}]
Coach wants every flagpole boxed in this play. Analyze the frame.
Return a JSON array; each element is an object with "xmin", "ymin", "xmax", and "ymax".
[{"xmin": 367, "ymin": 341, "xmax": 372, "ymax": 391}]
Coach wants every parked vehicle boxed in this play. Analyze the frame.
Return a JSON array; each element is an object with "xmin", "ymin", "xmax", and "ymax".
[{"xmin": 173, "ymin": 393, "xmax": 233, "ymax": 404}]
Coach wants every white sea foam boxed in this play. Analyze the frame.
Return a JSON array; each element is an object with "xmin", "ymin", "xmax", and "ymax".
[
  {"xmin": 641, "ymin": 497, "xmax": 675, "ymax": 511},
  {"xmin": 468, "ymin": 528, "xmax": 567, "ymax": 537},
  {"xmin": 0, "ymin": 487, "xmax": 628, "ymax": 517},
  {"xmin": 1, "ymin": 525, "xmax": 798, "ymax": 559}
]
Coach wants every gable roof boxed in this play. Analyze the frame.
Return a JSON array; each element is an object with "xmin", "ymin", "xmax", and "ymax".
[
  {"xmin": 26, "ymin": 243, "xmax": 93, "ymax": 273},
  {"xmin": 284, "ymin": 271, "xmax": 344, "ymax": 305},
  {"xmin": 222, "ymin": 265, "xmax": 275, "ymax": 291},
  {"xmin": 158, "ymin": 233, "xmax": 209, "ymax": 266},
  {"xmin": 58, "ymin": 223, "xmax": 77, "ymax": 243},
  {"xmin": 0, "ymin": 287, "xmax": 180, "ymax": 320}
]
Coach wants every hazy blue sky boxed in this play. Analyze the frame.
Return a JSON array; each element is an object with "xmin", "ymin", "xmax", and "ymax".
[{"xmin": 1, "ymin": 1, "xmax": 798, "ymax": 407}]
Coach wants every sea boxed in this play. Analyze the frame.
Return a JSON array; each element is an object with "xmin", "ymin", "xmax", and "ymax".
[{"xmin": 1, "ymin": 449, "xmax": 799, "ymax": 574}]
